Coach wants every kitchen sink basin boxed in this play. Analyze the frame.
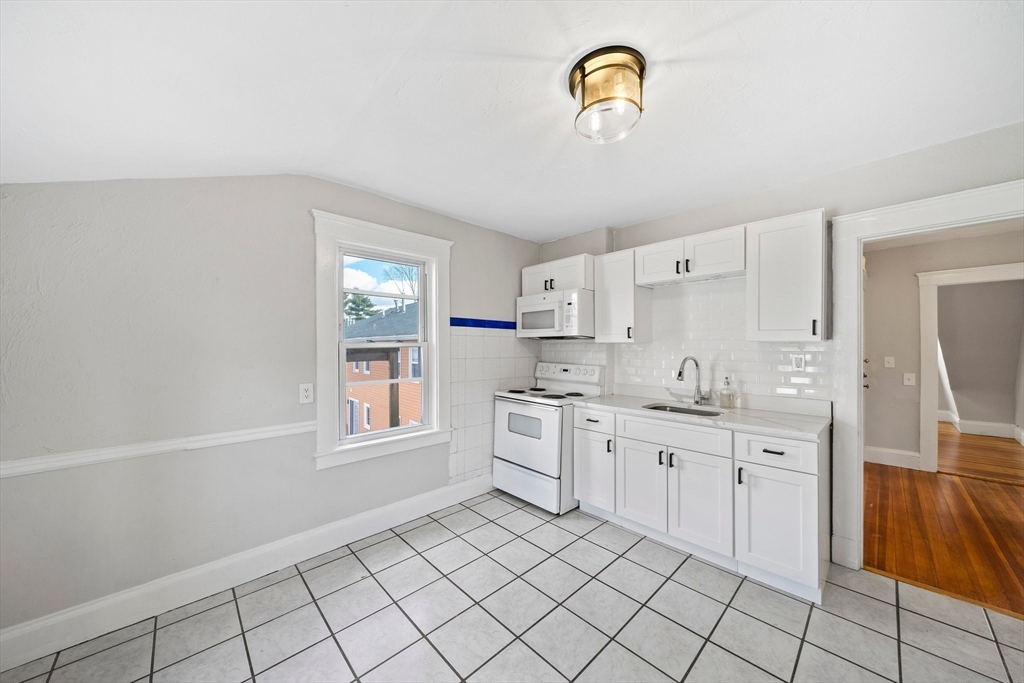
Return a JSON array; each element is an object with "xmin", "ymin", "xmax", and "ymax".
[{"xmin": 642, "ymin": 403, "xmax": 723, "ymax": 417}]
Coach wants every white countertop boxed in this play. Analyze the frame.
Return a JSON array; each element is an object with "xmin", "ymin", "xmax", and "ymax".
[{"xmin": 573, "ymin": 394, "xmax": 831, "ymax": 441}]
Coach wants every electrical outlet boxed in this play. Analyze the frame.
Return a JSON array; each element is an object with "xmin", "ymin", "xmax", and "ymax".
[
  {"xmin": 903, "ymin": 373, "xmax": 915, "ymax": 386},
  {"xmin": 791, "ymin": 355, "xmax": 806, "ymax": 372},
  {"xmin": 884, "ymin": 357, "xmax": 895, "ymax": 368},
  {"xmin": 299, "ymin": 383, "xmax": 314, "ymax": 404}
]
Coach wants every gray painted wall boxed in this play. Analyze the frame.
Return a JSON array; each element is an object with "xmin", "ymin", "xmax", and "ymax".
[
  {"xmin": 0, "ymin": 174, "xmax": 539, "ymax": 629},
  {"xmin": 938, "ymin": 281, "xmax": 1024, "ymax": 424},
  {"xmin": 538, "ymin": 227, "xmax": 614, "ymax": 262},
  {"xmin": 864, "ymin": 232, "xmax": 1024, "ymax": 453},
  {"xmin": 1017, "ymin": 334, "xmax": 1024, "ymax": 431}
]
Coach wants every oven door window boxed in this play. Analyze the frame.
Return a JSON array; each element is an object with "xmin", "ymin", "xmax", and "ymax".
[
  {"xmin": 508, "ymin": 412, "xmax": 543, "ymax": 439},
  {"xmin": 520, "ymin": 309, "xmax": 555, "ymax": 330}
]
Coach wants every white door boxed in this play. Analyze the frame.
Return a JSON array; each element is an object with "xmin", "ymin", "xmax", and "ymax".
[
  {"xmin": 634, "ymin": 238, "xmax": 686, "ymax": 286},
  {"xmin": 549, "ymin": 255, "xmax": 592, "ymax": 291},
  {"xmin": 734, "ymin": 462, "xmax": 818, "ymax": 586},
  {"xmin": 595, "ymin": 250, "xmax": 635, "ymax": 343},
  {"xmin": 522, "ymin": 263, "xmax": 552, "ymax": 296},
  {"xmin": 745, "ymin": 210, "xmax": 824, "ymax": 341},
  {"xmin": 615, "ymin": 437, "xmax": 667, "ymax": 532},
  {"xmin": 494, "ymin": 399, "xmax": 563, "ymax": 477},
  {"xmin": 573, "ymin": 429, "xmax": 615, "ymax": 512},
  {"xmin": 667, "ymin": 449, "xmax": 733, "ymax": 557},
  {"xmin": 685, "ymin": 225, "xmax": 745, "ymax": 280}
]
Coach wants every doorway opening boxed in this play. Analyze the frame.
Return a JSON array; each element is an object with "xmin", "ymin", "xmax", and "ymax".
[{"xmin": 860, "ymin": 220, "xmax": 1024, "ymax": 615}]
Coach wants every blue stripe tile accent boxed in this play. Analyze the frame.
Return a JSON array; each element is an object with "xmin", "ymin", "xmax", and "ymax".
[{"xmin": 450, "ymin": 317, "xmax": 516, "ymax": 330}]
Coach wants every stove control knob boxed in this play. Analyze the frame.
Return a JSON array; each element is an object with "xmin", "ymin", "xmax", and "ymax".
[
  {"xmin": 574, "ymin": 368, "xmax": 581, "ymax": 375},
  {"xmin": 539, "ymin": 365, "xmax": 547, "ymax": 373},
  {"xmin": 588, "ymin": 369, "xmax": 595, "ymax": 376}
]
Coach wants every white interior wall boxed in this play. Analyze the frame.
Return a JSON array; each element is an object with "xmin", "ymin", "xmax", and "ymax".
[
  {"xmin": 0, "ymin": 174, "xmax": 540, "ymax": 631},
  {"xmin": 863, "ymin": 232, "xmax": 1024, "ymax": 453}
]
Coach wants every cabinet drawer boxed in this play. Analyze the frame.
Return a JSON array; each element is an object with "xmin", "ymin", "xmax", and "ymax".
[
  {"xmin": 616, "ymin": 413, "xmax": 731, "ymax": 458},
  {"xmin": 574, "ymin": 408, "xmax": 615, "ymax": 435},
  {"xmin": 734, "ymin": 432, "xmax": 818, "ymax": 475}
]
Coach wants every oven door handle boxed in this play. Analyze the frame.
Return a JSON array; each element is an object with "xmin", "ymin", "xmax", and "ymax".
[{"xmin": 494, "ymin": 397, "xmax": 560, "ymax": 412}]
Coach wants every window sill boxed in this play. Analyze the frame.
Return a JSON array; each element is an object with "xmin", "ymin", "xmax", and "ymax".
[{"xmin": 315, "ymin": 428, "xmax": 452, "ymax": 470}]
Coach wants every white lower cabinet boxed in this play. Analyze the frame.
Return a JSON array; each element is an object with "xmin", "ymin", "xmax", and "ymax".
[
  {"xmin": 615, "ymin": 437, "xmax": 667, "ymax": 532},
  {"xmin": 573, "ymin": 428, "xmax": 616, "ymax": 512},
  {"xmin": 667, "ymin": 449, "xmax": 733, "ymax": 557},
  {"xmin": 734, "ymin": 461, "xmax": 818, "ymax": 586}
]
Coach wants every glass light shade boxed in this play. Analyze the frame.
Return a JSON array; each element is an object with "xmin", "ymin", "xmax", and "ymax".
[{"xmin": 568, "ymin": 47, "xmax": 645, "ymax": 144}]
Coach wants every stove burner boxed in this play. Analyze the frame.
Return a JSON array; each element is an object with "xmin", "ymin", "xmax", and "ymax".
[
  {"xmin": 543, "ymin": 394, "xmax": 566, "ymax": 399},
  {"xmin": 529, "ymin": 387, "xmax": 546, "ymax": 392},
  {"xmin": 506, "ymin": 389, "xmax": 525, "ymax": 394},
  {"xmin": 565, "ymin": 392, "xmax": 584, "ymax": 397}
]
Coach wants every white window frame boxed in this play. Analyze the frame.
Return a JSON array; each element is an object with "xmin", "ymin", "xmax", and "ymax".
[
  {"xmin": 314, "ymin": 209, "xmax": 452, "ymax": 469},
  {"xmin": 363, "ymin": 403, "xmax": 371, "ymax": 430}
]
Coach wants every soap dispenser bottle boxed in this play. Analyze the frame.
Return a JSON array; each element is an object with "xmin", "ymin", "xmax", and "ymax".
[{"xmin": 720, "ymin": 376, "xmax": 737, "ymax": 409}]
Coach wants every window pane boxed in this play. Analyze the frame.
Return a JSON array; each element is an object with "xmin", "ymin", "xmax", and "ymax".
[
  {"xmin": 342, "ymin": 294, "xmax": 419, "ymax": 341},
  {"xmin": 345, "ymin": 347, "xmax": 420, "ymax": 381},
  {"xmin": 345, "ymin": 381, "xmax": 423, "ymax": 433},
  {"xmin": 343, "ymin": 255, "xmax": 419, "ymax": 296}
]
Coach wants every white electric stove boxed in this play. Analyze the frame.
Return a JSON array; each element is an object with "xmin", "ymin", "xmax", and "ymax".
[{"xmin": 492, "ymin": 363, "xmax": 605, "ymax": 514}]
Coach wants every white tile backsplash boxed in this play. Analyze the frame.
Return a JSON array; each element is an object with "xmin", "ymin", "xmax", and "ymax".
[
  {"xmin": 449, "ymin": 326, "xmax": 538, "ymax": 485},
  {"xmin": 542, "ymin": 278, "xmax": 833, "ymax": 404}
]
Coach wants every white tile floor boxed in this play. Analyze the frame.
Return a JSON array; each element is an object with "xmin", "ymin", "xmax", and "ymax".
[{"xmin": 4, "ymin": 488, "xmax": 1023, "ymax": 683}]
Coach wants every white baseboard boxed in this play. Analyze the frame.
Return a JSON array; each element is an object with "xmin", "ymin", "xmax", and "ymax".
[
  {"xmin": 0, "ymin": 476, "xmax": 493, "ymax": 672},
  {"xmin": 1016, "ymin": 426, "xmax": 1024, "ymax": 446},
  {"xmin": 956, "ymin": 420, "xmax": 1017, "ymax": 439},
  {"xmin": 863, "ymin": 446, "xmax": 921, "ymax": 470},
  {"xmin": 936, "ymin": 410, "xmax": 957, "ymax": 424},
  {"xmin": 831, "ymin": 534, "xmax": 860, "ymax": 570}
]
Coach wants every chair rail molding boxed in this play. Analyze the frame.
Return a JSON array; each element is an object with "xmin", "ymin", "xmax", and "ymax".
[
  {"xmin": 830, "ymin": 179, "xmax": 1024, "ymax": 570},
  {"xmin": 0, "ymin": 421, "xmax": 317, "ymax": 478}
]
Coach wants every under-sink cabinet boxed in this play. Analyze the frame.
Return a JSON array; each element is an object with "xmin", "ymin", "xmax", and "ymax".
[{"xmin": 571, "ymin": 405, "xmax": 831, "ymax": 602}]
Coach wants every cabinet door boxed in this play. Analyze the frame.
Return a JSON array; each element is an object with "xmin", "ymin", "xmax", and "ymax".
[
  {"xmin": 522, "ymin": 263, "xmax": 552, "ymax": 296},
  {"xmin": 573, "ymin": 429, "xmax": 615, "ymax": 512},
  {"xmin": 746, "ymin": 210, "xmax": 825, "ymax": 341},
  {"xmin": 667, "ymin": 449, "xmax": 733, "ymax": 557},
  {"xmin": 615, "ymin": 437, "xmax": 667, "ymax": 532},
  {"xmin": 685, "ymin": 225, "xmax": 745, "ymax": 280},
  {"xmin": 734, "ymin": 462, "xmax": 818, "ymax": 586},
  {"xmin": 595, "ymin": 250, "xmax": 635, "ymax": 343},
  {"xmin": 549, "ymin": 255, "xmax": 593, "ymax": 291},
  {"xmin": 634, "ymin": 238, "xmax": 687, "ymax": 286}
]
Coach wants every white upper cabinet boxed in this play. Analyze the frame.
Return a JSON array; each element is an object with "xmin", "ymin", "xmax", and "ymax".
[
  {"xmin": 746, "ymin": 209, "xmax": 827, "ymax": 341},
  {"xmin": 684, "ymin": 225, "xmax": 745, "ymax": 280},
  {"xmin": 521, "ymin": 254, "xmax": 594, "ymax": 296},
  {"xmin": 634, "ymin": 225, "xmax": 745, "ymax": 286},
  {"xmin": 634, "ymin": 237, "xmax": 687, "ymax": 285},
  {"xmin": 595, "ymin": 250, "xmax": 651, "ymax": 343}
]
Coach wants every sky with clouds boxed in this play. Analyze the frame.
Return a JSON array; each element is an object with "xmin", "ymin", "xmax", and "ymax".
[{"xmin": 342, "ymin": 256, "xmax": 418, "ymax": 308}]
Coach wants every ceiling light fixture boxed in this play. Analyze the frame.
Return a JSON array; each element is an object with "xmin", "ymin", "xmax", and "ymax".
[{"xmin": 568, "ymin": 46, "xmax": 646, "ymax": 144}]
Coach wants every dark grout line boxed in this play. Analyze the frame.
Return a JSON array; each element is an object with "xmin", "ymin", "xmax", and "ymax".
[
  {"xmin": 148, "ymin": 622, "xmax": 156, "ymax": 683},
  {"xmin": 789, "ymin": 597, "xmax": 815, "ymax": 682},
  {"xmin": 44, "ymin": 649, "xmax": 58, "ymax": 683},
  {"xmin": 231, "ymin": 587, "xmax": 256, "ymax": 682},
  {"xmin": 986, "ymin": 610, "xmax": 1015, "ymax": 683},
  {"xmin": 296, "ymin": 566, "xmax": 361, "ymax": 683}
]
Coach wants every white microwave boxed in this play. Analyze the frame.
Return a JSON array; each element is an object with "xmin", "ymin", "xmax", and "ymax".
[{"xmin": 516, "ymin": 288, "xmax": 594, "ymax": 339}]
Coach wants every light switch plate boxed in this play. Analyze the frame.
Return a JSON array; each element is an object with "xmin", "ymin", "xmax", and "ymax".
[
  {"xmin": 884, "ymin": 357, "xmax": 895, "ymax": 368},
  {"xmin": 299, "ymin": 383, "xmax": 314, "ymax": 404},
  {"xmin": 792, "ymin": 355, "xmax": 806, "ymax": 372},
  {"xmin": 903, "ymin": 373, "xmax": 916, "ymax": 386}
]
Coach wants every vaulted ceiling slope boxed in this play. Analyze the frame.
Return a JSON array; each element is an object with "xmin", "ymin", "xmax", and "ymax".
[{"xmin": 1, "ymin": 1, "xmax": 1021, "ymax": 242}]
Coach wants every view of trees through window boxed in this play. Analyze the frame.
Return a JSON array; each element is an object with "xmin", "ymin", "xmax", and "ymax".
[{"xmin": 340, "ymin": 253, "xmax": 424, "ymax": 437}]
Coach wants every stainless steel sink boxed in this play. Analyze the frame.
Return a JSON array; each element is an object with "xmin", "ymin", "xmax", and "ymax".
[{"xmin": 642, "ymin": 403, "xmax": 723, "ymax": 417}]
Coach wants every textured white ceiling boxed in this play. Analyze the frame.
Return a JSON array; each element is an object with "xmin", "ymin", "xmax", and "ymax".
[{"xmin": 2, "ymin": 1, "xmax": 1022, "ymax": 242}]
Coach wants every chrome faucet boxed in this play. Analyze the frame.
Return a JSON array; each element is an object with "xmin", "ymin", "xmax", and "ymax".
[{"xmin": 676, "ymin": 356, "xmax": 709, "ymax": 405}]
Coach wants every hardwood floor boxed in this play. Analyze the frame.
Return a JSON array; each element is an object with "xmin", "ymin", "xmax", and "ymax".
[
  {"xmin": 937, "ymin": 422, "xmax": 1024, "ymax": 486},
  {"xmin": 864, "ymin": 462, "xmax": 1024, "ymax": 616}
]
